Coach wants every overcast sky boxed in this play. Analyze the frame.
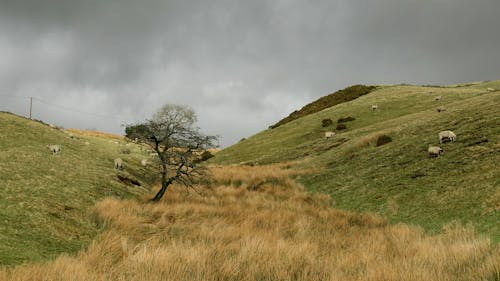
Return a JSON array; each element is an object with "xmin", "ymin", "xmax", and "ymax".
[{"xmin": 1, "ymin": 0, "xmax": 499, "ymax": 146}]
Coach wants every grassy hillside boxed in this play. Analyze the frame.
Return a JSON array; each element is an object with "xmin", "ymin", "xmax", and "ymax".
[
  {"xmin": 0, "ymin": 112, "xmax": 157, "ymax": 265},
  {"xmin": 0, "ymin": 94, "xmax": 498, "ymax": 280},
  {"xmin": 1, "ymin": 165, "xmax": 499, "ymax": 280},
  {"xmin": 270, "ymin": 84, "xmax": 376, "ymax": 129},
  {"xmin": 212, "ymin": 81, "xmax": 500, "ymax": 242}
]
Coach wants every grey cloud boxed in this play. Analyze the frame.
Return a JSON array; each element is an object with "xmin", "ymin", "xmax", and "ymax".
[{"xmin": 1, "ymin": 0, "xmax": 500, "ymax": 146}]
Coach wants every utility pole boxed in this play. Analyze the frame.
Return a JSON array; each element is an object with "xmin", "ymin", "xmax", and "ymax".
[{"xmin": 29, "ymin": 97, "xmax": 32, "ymax": 119}]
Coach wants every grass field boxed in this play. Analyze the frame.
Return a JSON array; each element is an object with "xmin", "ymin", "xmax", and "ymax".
[
  {"xmin": 0, "ymin": 113, "xmax": 156, "ymax": 265},
  {"xmin": 211, "ymin": 81, "xmax": 500, "ymax": 243},
  {"xmin": 0, "ymin": 81, "xmax": 498, "ymax": 279},
  {"xmin": 1, "ymin": 165, "xmax": 498, "ymax": 280}
]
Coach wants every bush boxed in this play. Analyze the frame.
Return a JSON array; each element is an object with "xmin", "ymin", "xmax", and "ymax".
[
  {"xmin": 337, "ymin": 116, "xmax": 355, "ymax": 123},
  {"xmin": 200, "ymin": 150, "xmax": 214, "ymax": 161},
  {"xmin": 336, "ymin": 123, "xmax": 347, "ymax": 131},
  {"xmin": 321, "ymin": 118, "xmax": 333, "ymax": 127},
  {"xmin": 376, "ymin": 135, "xmax": 392, "ymax": 146}
]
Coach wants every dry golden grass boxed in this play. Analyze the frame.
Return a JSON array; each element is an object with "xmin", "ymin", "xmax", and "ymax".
[
  {"xmin": 352, "ymin": 127, "xmax": 402, "ymax": 148},
  {"xmin": 66, "ymin": 128, "xmax": 124, "ymax": 140},
  {"xmin": 1, "ymin": 164, "xmax": 499, "ymax": 281}
]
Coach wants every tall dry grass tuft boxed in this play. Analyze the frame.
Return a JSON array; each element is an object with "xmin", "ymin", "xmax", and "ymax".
[
  {"xmin": 1, "ymin": 164, "xmax": 499, "ymax": 281},
  {"xmin": 66, "ymin": 128, "xmax": 124, "ymax": 140},
  {"xmin": 353, "ymin": 128, "xmax": 401, "ymax": 148}
]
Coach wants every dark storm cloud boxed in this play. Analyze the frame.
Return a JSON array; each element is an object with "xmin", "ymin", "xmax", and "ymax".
[{"xmin": 1, "ymin": 0, "xmax": 500, "ymax": 146}]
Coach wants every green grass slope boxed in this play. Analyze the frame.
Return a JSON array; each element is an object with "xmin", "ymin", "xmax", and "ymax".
[
  {"xmin": 0, "ymin": 113, "xmax": 156, "ymax": 265},
  {"xmin": 212, "ymin": 81, "xmax": 500, "ymax": 242},
  {"xmin": 270, "ymin": 84, "xmax": 376, "ymax": 128}
]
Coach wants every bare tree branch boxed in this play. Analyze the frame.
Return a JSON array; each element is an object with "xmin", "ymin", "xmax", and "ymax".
[{"xmin": 126, "ymin": 104, "xmax": 218, "ymax": 202}]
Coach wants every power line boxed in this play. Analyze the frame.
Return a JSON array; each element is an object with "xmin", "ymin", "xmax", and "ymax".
[
  {"xmin": 0, "ymin": 93, "xmax": 136, "ymax": 123},
  {"xmin": 0, "ymin": 95, "xmax": 33, "ymax": 119},
  {"xmin": 32, "ymin": 97, "xmax": 135, "ymax": 122},
  {"xmin": 0, "ymin": 94, "xmax": 30, "ymax": 99}
]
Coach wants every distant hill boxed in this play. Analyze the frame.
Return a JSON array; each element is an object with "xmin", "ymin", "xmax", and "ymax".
[
  {"xmin": 67, "ymin": 128, "xmax": 124, "ymax": 140},
  {"xmin": 212, "ymin": 81, "xmax": 500, "ymax": 243},
  {"xmin": 270, "ymin": 84, "xmax": 377, "ymax": 129},
  {"xmin": 0, "ymin": 86, "xmax": 498, "ymax": 279},
  {"xmin": 0, "ymin": 113, "xmax": 156, "ymax": 265}
]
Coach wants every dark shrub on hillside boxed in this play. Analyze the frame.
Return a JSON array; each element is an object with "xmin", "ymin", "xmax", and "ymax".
[
  {"xmin": 336, "ymin": 123, "xmax": 347, "ymax": 131},
  {"xmin": 200, "ymin": 150, "xmax": 214, "ymax": 161},
  {"xmin": 322, "ymin": 118, "xmax": 333, "ymax": 127},
  {"xmin": 376, "ymin": 135, "xmax": 392, "ymax": 146},
  {"xmin": 32, "ymin": 118, "xmax": 48, "ymax": 126},
  {"xmin": 423, "ymin": 84, "xmax": 444, "ymax": 88},
  {"xmin": 337, "ymin": 116, "xmax": 355, "ymax": 123},
  {"xmin": 270, "ymin": 84, "xmax": 377, "ymax": 129},
  {"xmin": 117, "ymin": 174, "xmax": 141, "ymax": 186},
  {"xmin": 120, "ymin": 148, "xmax": 131, "ymax": 154}
]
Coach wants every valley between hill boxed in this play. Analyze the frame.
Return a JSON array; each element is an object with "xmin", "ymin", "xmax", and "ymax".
[{"xmin": 0, "ymin": 80, "xmax": 498, "ymax": 280}]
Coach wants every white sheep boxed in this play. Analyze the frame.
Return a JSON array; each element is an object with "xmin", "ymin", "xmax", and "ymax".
[
  {"xmin": 438, "ymin": 130, "xmax": 457, "ymax": 144},
  {"xmin": 434, "ymin": 96, "xmax": 442, "ymax": 101},
  {"xmin": 150, "ymin": 153, "xmax": 158, "ymax": 159},
  {"xmin": 436, "ymin": 106, "xmax": 446, "ymax": 113},
  {"xmin": 324, "ymin": 131, "xmax": 335, "ymax": 139},
  {"xmin": 486, "ymin": 87, "xmax": 495, "ymax": 92},
  {"xmin": 428, "ymin": 146, "xmax": 444, "ymax": 157},
  {"xmin": 47, "ymin": 144, "xmax": 61, "ymax": 155},
  {"xmin": 141, "ymin": 159, "xmax": 149, "ymax": 167},
  {"xmin": 371, "ymin": 104, "xmax": 378, "ymax": 111},
  {"xmin": 114, "ymin": 158, "xmax": 124, "ymax": 170}
]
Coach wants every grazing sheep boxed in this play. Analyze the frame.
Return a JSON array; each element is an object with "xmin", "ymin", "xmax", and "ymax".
[
  {"xmin": 428, "ymin": 146, "xmax": 444, "ymax": 157},
  {"xmin": 486, "ymin": 87, "xmax": 495, "ymax": 92},
  {"xmin": 47, "ymin": 144, "xmax": 61, "ymax": 155},
  {"xmin": 325, "ymin": 131, "xmax": 335, "ymax": 139},
  {"xmin": 438, "ymin": 130, "xmax": 457, "ymax": 144},
  {"xmin": 371, "ymin": 104, "xmax": 378, "ymax": 111},
  {"xmin": 436, "ymin": 106, "xmax": 446, "ymax": 113},
  {"xmin": 434, "ymin": 96, "xmax": 442, "ymax": 101},
  {"xmin": 141, "ymin": 159, "xmax": 149, "ymax": 167},
  {"xmin": 114, "ymin": 158, "xmax": 124, "ymax": 170},
  {"xmin": 84, "ymin": 141, "xmax": 90, "ymax": 145},
  {"xmin": 150, "ymin": 153, "xmax": 158, "ymax": 159}
]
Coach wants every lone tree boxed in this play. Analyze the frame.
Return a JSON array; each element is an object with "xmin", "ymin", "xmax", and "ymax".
[{"xmin": 126, "ymin": 104, "xmax": 218, "ymax": 202}]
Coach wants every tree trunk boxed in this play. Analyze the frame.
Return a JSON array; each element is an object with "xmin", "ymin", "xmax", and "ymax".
[
  {"xmin": 151, "ymin": 180, "xmax": 170, "ymax": 202},
  {"xmin": 151, "ymin": 165, "xmax": 171, "ymax": 202}
]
